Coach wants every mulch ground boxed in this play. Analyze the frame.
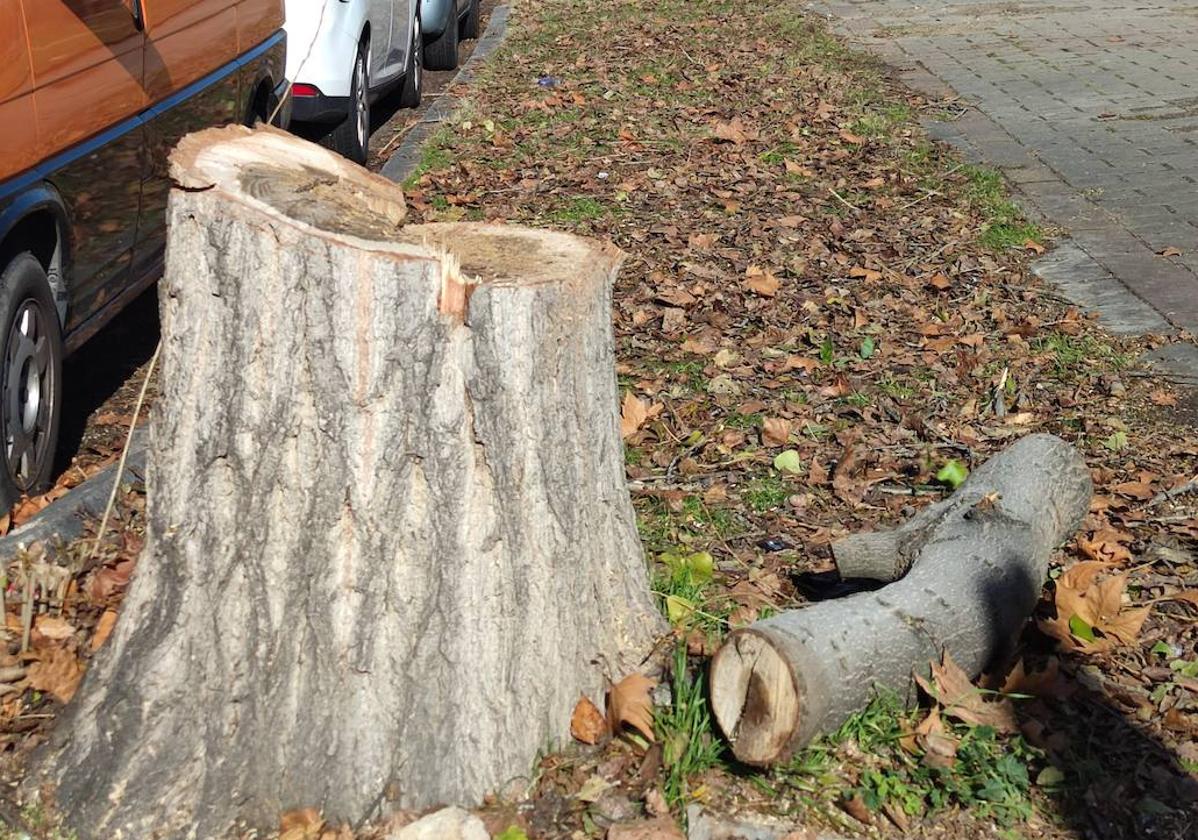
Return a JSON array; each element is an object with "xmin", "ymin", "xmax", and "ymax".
[{"xmin": 1, "ymin": 0, "xmax": 1195, "ymax": 838}]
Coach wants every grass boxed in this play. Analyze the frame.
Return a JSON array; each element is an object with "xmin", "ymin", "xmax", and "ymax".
[
  {"xmin": 655, "ymin": 644, "xmax": 725, "ymax": 812},
  {"xmin": 741, "ymin": 475, "xmax": 790, "ymax": 511},
  {"xmin": 547, "ymin": 196, "xmax": 610, "ymax": 224},
  {"xmin": 961, "ymin": 165, "xmax": 1044, "ymax": 251},
  {"xmin": 773, "ymin": 692, "xmax": 1041, "ymax": 827},
  {"xmin": 1034, "ymin": 331, "xmax": 1132, "ymax": 378},
  {"xmin": 401, "ymin": 130, "xmax": 454, "ymax": 188}
]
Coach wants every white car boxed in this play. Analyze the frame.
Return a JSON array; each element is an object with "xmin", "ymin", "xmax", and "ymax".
[{"xmin": 285, "ymin": 0, "xmax": 423, "ymax": 164}]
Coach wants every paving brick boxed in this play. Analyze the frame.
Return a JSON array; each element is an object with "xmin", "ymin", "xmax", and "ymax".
[{"xmin": 815, "ymin": 0, "xmax": 1198, "ymax": 333}]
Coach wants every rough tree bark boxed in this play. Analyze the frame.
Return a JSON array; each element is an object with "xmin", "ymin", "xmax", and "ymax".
[
  {"xmin": 710, "ymin": 433, "xmax": 1091, "ymax": 766},
  {"xmin": 36, "ymin": 125, "xmax": 665, "ymax": 838}
]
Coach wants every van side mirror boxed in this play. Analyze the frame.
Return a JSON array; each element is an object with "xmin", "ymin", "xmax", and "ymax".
[{"xmin": 126, "ymin": 0, "xmax": 144, "ymax": 31}]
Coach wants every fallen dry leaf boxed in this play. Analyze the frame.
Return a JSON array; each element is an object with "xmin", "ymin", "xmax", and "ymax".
[
  {"xmin": 1077, "ymin": 528, "xmax": 1133, "ymax": 564},
  {"xmin": 1039, "ymin": 562, "xmax": 1151, "ymax": 652},
  {"xmin": 33, "ymin": 615, "xmax": 76, "ymax": 642},
  {"xmin": 915, "ymin": 706, "xmax": 959, "ymax": 768},
  {"xmin": 915, "ymin": 650, "xmax": 1017, "ymax": 733},
  {"xmin": 621, "ymin": 392, "xmax": 662, "ymax": 440},
  {"xmin": 279, "ymin": 807, "xmax": 324, "ymax": 840},
  {"xmin": 840, "ymin": 794, "xmax": 873, "ymax": 825},
  {"xmin": 762, "ymin": 417, "xmax": 792, "ymax": 447},
  {"xmin": 1160, "ymin": 246, "xmax": 1183, "ymax": 257},
  {"xmin": 607, "ymin": 817, "xmax": 685, "ymax": 840},
  {"xmin": 711, "ymin": 117, "xmax": 750, "ymax": 145},
  {"xmin": 744, "ymin": 265, "xmax": 780, "ymax": 297},
  {"xmin": 1000, "ymin": 657, "xmax": 1074, "ymax": 700},
  {"xmin": 27, "ymin": 645, "xmax": 84, "ymax": 704},
  {"xmin": 607, "ymin": 672, "xmax": 656, "ymax": 742},
  {"xmin": 1023, "ymin": 239, "xmax": 1046, "ymax": 254},
  {"xmin": 570, "ymin": 695, "xmax": 607, "ymax": 744},
  {"xmin": 90, "ymin": 609, "xmax": 119, "ymax": 652},
  {"xmin": 88, "ymin": 558, "xmax": 136, "ymax": 602}
]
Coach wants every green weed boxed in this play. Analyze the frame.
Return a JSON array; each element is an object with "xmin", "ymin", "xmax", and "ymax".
[
  {"xmin": 960, "ymin": 165, "xmax": 1044, "ymax": 251},
  {"xmin": 777, "ymin": 693, "xmax": 1040, "ymax": 827},
  {"xmin": 741, "ymin": 475, "xmax": 789, "ymax": 511},
  {"xmin": 656, "ymin": 644, "xmax": 725, "ymax": 811}
]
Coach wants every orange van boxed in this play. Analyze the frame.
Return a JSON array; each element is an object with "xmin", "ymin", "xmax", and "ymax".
[{"xmin": 0, "ymin": 0, "xmax": 286, "ymax": 507}]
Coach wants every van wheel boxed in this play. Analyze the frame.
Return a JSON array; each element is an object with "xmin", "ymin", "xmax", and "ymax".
[
  {"xmin": 399, "ymin": 15, "xmax": 423, "ymax": 109},
  {"xmin": 326, "ymin": 43, "xmax": 370, "ymax": 165},
  {"xmin": 0, "ymin": 254, "xmax": 63, "ymax": 512},
  {"xmin": 424, "ymin": 9, "xmax": 459, "ymax": 71},
  {"xmin": 462, "ymin": 0, "xmax": 480, "ymax": 40}
]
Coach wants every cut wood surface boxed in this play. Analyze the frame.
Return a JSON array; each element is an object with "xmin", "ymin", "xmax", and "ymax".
[
  {"xmin": 37, "ymin": 125, "xmax": 665, "ymax": 837},
  {"xmin": 710, "ymin": 433, "xmax": 1092, "ymax": 766}
]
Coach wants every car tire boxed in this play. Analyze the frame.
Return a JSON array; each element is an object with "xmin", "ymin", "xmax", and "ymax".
[
  {"xmin": 399, "ymin": 15, "xmax": 424, "ymax": 109},
  {"xmin": 326, "ymin": 43, "xmax": 370, "ymax": 165},
  {"xmin": 0, "ymin": 253, "xmax": 63, "ymax": 511},
  {"xmin": 424, "ymin": 6, "xmax": 459, "ymax": 71},
  {"xmin": 461, "ymin": 0, "xmax": 480, "ymax": 40}
]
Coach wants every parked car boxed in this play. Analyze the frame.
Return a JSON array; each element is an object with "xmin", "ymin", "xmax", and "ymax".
[
  {"xmin": 285, "ymin": 0, "xmax": 424, "ymax": 164},
  {"xmin": 0, "ymin": 0, "xmax": 287, "ymax": 510},
  {"xmin": 422, "ymin": 0, "xmax": 480, "ymax": 71}
]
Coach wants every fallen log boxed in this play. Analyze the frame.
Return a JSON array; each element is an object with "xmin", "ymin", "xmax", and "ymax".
[
  {"xmin": 710, "ymin": 433, "xmax": 1091, "ymax": 765},
  {"xmin": 36, "ymin": 125, "xmax": 665, "ymax": 837}
]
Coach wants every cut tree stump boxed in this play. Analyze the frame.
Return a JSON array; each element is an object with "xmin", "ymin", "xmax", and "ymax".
[
  {"xmin": 37, "ymin": 125, "xmax": 666, "ymax": 837},
  {"xmin": 710, "ymin": 433, "xmax": 1091, "ymax": 766}
]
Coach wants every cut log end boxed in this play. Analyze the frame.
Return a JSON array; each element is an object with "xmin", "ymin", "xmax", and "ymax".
[{"xmin": 709, "ymin": 629, "xmax": 800, "ymax": 766}]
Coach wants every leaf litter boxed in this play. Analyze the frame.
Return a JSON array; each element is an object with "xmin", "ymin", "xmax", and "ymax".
[{"xmin": 0, "ymin": 0, "xmax": 1195, "ymax": 836}]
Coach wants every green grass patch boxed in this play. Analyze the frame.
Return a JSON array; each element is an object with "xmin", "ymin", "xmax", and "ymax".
[
  {"xmin": 741, "ymin": 475, "xmax": 789, "ymax": 512},
  {"xmin": 401, "ymin": 129, "xmax": 455, "ymax": 188},
  {"xmin": 656, "ymin": 644, "xmax": 725, "ymax": 812},
  {"xmin": 961, "ymin": 165, "xmax": 1044, "ymax": 251},
  {"xmin": 547, "ymin": 196, "xmax": 610, "ymax": 224},
  {"xmin": 1034, "ymin": 332, "xmax": 1132, "ymax": 377},
  {"xmin": 774, "ymin": 692, "xmax": 1041, "ymax": 827}
]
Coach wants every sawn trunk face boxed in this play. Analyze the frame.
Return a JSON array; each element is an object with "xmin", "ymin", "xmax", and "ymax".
[{"xmin": 37, "ymin": 127, "xmax": 665, "ymax": 838}]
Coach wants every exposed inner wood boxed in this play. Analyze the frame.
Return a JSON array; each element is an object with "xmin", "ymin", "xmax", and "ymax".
[{"xmin": 709, "ymin": 630, "xmax": 799, "ymax": 765}]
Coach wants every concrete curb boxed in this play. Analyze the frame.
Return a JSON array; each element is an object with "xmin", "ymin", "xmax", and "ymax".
[
  {"xmin": 379, "ymin": 4, "xmax": 511, "ymax": 184},
  {"xmin": 0, "ymin": 427, "xmax": 148, "ymax": 558}
]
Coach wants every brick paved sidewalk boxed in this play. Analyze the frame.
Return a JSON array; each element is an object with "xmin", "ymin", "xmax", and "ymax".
[{"xmin": 812, "ymin": 0, "xmax": 1198, "ymax": 335}]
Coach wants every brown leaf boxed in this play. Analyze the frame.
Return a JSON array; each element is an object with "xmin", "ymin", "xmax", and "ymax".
[
  {"xmin": 90, "ymin": 609, "xmax": 119, "ymax": 652},
  {"xmin": 761, "ymin": 417, "xmax": 792, "ymax": 447},
  {"xmin": 1023, "ymin": 239, "xmax": 1046, "ymax": 254},
  {"xmin": 279, "ymin": 807, "xmax": 324, "ymax": 840},
  {"xmin": 27, "ymin": 646, "xmax": 84, "ymax": 704},
  {"xmin": 711, "ymin": 118, "xmax": 749, "ymax": 145},
  {"xmin": 848, "ymin": 265, "xmax": 882, "ymax": 283},
  {"xmin": 570, "ymin": 695, "xmax": 607, "ymax": 745},
  {"xmin": 1160, "ymin": 246, "xmax": 1183, "ymax": 257},
  {"xmin": 915, "ymin": 707, "xmax": 958, "ymax": 768},
  {"xmin": 1077, "ymin": 528, "xmax": 1133, "ymax": 564},
  {"xmin": 1149, "ymin": 388, "xmax": 1178, "ymax": 407},
  {"xmin": 839, "ymin": 129, "xmax": 865, "ymax": 145},
  {"xmin": 607, "ymin": 673, "xmax": 656, "ymax": 742},
  {"xmin": 33, "ymin": 615, "xmax": 76, "ymax": 642},
  {"xmin": 1000, "ymin": 657, "xmax": 1074, "ymax": 700},
  {"xmin": 915, "ymin": 650, "xmax": 1018, "ymax": 733},
  {"xmin": 88, "ymin": 558, "xmax": 136, "ymax": 602},
  {"xmin": 927, "ymin": 272, "xmax": 951, "ymax": 291},
  {"xmin": 744, "ymin": 265, "xmax": 780, "ymax": 297},
  {"xmin": 607, "ymin": 817, "xmax": 685, "ymax": 840},
  {"xmin": 621, "ymin": 392, "xmax": 662, "ymax": 440},
  {"xmin": 1110, "ymin": 481, "xmax": 1154, "ymax": 500},
  {"xmin": 1039, "ymin": 563, "xmax": 1150, "ymax": 651},
  {"xmin": 840, "ymin": 794, "xmax": 873, "ymax": 825}
]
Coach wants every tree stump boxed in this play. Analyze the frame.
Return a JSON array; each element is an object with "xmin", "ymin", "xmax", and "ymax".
[
  {"xmin": 710, "ymin": 433, "xmax": 1091, "ymax": 766},
  {"xmin": 37, "ymin": 126, "xmax": 666, "ymax": 837}
]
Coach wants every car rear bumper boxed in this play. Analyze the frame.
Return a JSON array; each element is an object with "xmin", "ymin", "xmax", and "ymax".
[{"xmin": 290, "ymin": 90, "xmax": 351, "ymax": 124}]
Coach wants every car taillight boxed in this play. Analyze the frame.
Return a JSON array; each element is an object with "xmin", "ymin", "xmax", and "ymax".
[{"xmin": 291, "ymin": 83, "xmax": 320, "ymax": 98}]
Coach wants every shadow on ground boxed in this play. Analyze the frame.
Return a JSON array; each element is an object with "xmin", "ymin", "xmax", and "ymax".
[{"xmin": 55, "ymin": 287, "xmax": 159, "ymax": 475}]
